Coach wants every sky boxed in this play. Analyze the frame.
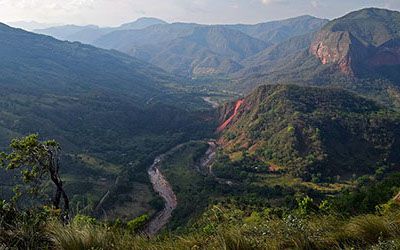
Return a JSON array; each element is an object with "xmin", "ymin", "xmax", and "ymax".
[{"xmin": 1, "ymin": 0, "xmax": 400, "ymax": 27}]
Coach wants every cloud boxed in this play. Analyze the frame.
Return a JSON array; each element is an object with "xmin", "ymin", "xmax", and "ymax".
[{"xmin": 260, "ymin": 0, "xmax": 287, "ymax": 5}]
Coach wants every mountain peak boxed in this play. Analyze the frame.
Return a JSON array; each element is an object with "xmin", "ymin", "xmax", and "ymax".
[
  {"xmin": 118, "ymin": 17, "xmax": 167, "ymax": 30},
  {"xmin": 323, "ymin": 7, "xmax": 400, "ymax": 45},
  {"xmin": 342, "ymin": 7, "xmax": 400, "ymax": 19},
  {"xmin": 136, "ymin": 17, "xmax": 166, "ymax": 22}
]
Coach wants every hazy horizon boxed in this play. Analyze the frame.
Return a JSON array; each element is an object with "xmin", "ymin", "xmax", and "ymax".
[{"xmin": 1, "ymin": 0, "xmax": 400, "ymax": 29}]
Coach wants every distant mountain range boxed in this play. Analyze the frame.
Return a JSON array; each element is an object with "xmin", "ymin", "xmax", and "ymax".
[
  {"xmin": 35, "ymin": 17, "xmax": 166, "ymax": 44},
  {"xmin": 13, "ymin": 9, "xmax": 400, "ymax": 97},
  {"xmin": 34, "ymin": 16, "xmax": 328, "ymax": 77},
  {"xmin": 6, "ymin": 20, "xmax": 60, "ymax": 31}
]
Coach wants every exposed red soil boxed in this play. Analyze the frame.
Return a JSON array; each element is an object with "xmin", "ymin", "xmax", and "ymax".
[{"xmin": 217, "ymin": 99, "xmax": 244, "ymax": 132}]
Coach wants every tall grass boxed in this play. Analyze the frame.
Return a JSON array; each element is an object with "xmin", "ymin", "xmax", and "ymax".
[{"xmin": 5, "ymin": 210, "xmax": 400, "ymax": 249}]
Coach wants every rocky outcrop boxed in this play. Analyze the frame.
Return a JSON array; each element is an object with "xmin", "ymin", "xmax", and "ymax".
[{"xmin": 310, "ymin": 31, "xmax": 370, "ymax": 75}]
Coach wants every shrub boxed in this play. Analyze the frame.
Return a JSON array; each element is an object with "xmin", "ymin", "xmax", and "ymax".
[{"xmin": 127, "ymin": 214, "xmax": 150, "ymax": 232}]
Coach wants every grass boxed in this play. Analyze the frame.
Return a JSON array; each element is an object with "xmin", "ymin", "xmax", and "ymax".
[
  {"xmin": 38, "ymin": 209, "xmax": 400, "ymax": 250},
  {"xmin": 3, "ymin": 199, "xmax": 400, "ymax": 249}
]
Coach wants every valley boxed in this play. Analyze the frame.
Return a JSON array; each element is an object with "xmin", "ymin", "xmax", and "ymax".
[{"xmin": 2, "ymin": 5, "xmax": 400, "ymax": 250}]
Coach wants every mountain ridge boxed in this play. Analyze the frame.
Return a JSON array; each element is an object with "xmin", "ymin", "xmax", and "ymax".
[{"xmin": 32, "ymin": 15, "xmax": 327, "ymax": 77}]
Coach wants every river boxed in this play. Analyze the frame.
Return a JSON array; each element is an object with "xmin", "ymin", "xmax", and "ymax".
[
  {"xmin": 144, "ymin": 141, "xmax": 218, "ymax": 236},
  {"xmin": 144, "ymin": 154, "xmax": 178, "ymax": 236}
]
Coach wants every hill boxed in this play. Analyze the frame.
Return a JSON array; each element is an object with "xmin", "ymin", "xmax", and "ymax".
[{"xmin": 217, "ymin": 84, "xmax": 400, "ymax": 179}]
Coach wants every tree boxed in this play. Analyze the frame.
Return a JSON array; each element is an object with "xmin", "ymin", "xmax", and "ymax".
[{"xmin": 0, "ymin": 134, "xmax": 69, "ymax": 221}]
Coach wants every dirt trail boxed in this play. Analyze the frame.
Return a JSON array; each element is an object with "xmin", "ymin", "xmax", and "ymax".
[{"xmin": 217, "ymin": 99, "xmax": 244, "ymax": 132}]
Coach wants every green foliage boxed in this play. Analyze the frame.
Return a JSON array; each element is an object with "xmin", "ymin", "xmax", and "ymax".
[
  {"xmin": 0, "ymin": 201, "xmax": 53, "ymax": 249},
  {"xmin": 73, "ymin": 215, "xmax": 97, "ymax": 225},
  {"xmin": 220, "ymin": 84, "xmax": 400, "ymax": 179},
  {"xmin": 319, "ymin": 199, "xmax": 333, "ymax": 213},
  {"xmin": 127, "ymin": 214, "xmax": 150, "ymax": 232},
  {"xmin": 333, "ymin": 173, "xmax": 400, "ymax": 215},
  {"xmin": 376, "ymin": 199, "xmax": 400, "ymax": 216},
  {"xmin": 0, "ymin": 134, "xmax": 69, "ymax": 217},
  {"xmin": 297, "ymin": 196, "xmax": 317, "ymax": 215},
  {"xmin": 3, "ymin": 199, "xmax": 400, "ymax": 249}
]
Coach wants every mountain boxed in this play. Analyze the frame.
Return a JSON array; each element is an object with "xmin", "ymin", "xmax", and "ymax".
[
  {"xmin": 0, "ymin": 23, "xmax": 173, "ymax": 99},
  {"xmin": 34, "ymin": 17, "xmax": 167, "ymax": 44},
  {"xmin": 310, "ymin": 8, "xmax": 400, "ymax": 78},
  {"xmin": 118, "ymin": 17, "xmax": 167, "ymax": 30},
  {"xmin": 225, "ymin": 15, "xmax": 328, "ymax": 44},
  {"xmin": 6, "ymin": 21, "xmax": 60, "ymax": 31},
  {"xmin": 93, "ymin": 23, "xmax": 270, "ymax": 77},
  {"xmin": 235, "ymin": 8, "xmax": 400, "ymax": 107},
  {"xmin": 217, "ymin": 84, "xmax": 400, "ymax": 179},
  {"xmin": 36, "ymin": 16, "xmax": 326, "ymax": 77},
  {"xmin": 92, "ymin": 16, "xmax": 327, "ymax": 77},
  {"xmin": 34, "ymin": 24, "xmax": 107, "ymax": 44},
  {"xmin": 242, "ymin": 32, "xmax": 317, "ymax": 69},
  {"xmin": 0, "ymin": 23, "xmax": 215, "ymax": 217}
]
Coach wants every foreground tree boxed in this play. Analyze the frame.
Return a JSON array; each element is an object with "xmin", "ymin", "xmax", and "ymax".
[{"xmin": 0, "ymin": 134, "xmax": 69, "ymax": 221}]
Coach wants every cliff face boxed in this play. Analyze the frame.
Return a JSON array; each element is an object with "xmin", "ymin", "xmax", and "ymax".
[
  {"xmin": 311, "ymin": 31, "xmax": 350, "ymax": 74},
  {"xmin": 310, "ymin": 8, "xmax": 400, "ymax": 76}
]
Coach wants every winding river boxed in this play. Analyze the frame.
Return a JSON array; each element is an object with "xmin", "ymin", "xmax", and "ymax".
[
  {"xmin": 144, "ymin": 141, "xmax": 218, "ymax": 236},
  {"xmin": 144, "ymin": 154, "xmax": 178, "ymax": 236}
]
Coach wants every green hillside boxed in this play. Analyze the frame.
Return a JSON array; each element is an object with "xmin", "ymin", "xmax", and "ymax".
[{"xmin": 217, "ymin": 85, "xmax": 400, "ymax": 180}]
